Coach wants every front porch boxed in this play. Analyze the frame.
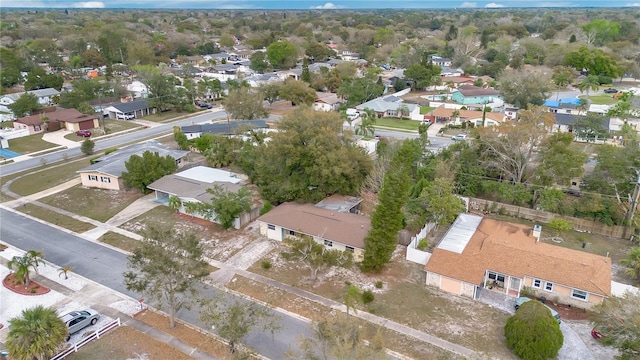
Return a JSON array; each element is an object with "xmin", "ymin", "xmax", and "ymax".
[{"xmin": 483, "ymin": 270, "xmax": 521, "ymax": 297}]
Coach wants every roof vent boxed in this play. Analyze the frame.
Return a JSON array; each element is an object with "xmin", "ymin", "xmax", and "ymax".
[{"xmin": 533, "ymin": 225, "xmax": 542, "ymax": 242}]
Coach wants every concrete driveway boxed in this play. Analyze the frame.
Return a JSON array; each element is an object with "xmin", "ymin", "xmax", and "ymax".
[{"xmin": 42, "ymin": 129, "xmax": 82, "ymax": 148}]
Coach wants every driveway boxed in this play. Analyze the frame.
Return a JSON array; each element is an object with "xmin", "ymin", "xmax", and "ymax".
[{"xmin": 42, "ymin": 130, "xmax": 81, "ymax": 148}]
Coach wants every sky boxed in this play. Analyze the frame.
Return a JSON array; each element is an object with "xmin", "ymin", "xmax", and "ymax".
[{"xmin": 2, "ymin": 0, "xmax": 639, "ymax": 9}]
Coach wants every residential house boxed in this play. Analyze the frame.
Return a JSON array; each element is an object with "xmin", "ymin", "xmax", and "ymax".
[
  {"xmin": 441, "ymin": 76, "xmax": 476, "ymax": 88},
  {"xmin": 77, "ymin": 141, "xmax": 189, "ymax": 190},
  {"xmin": 245, "ymin": 73, "xmax": 283, "ymax": 88},
  {"xmin": 14, "ymin": 109, "xmax": 99, "ymax": 134},
  {"xmin": 257, "ymin": 201, "xmax": 371, "ymax": 262},
  {"xmin": 428, "ymin": 55, "xmax": 453, "ymax": 68},
  {"xmin": 451, "ymin": 85, "xmax": 503, "ymax": 106},
  {"xmin": 504, "ymin": 107, "xmax": 519, "ymax": 120},
  {"xmin": 103, "ymin": 100, "xmax": 154, "ymax": 120},
  {"xmin": 552, "ymin": 113, "xmax": 612, "ymax": 137},
  {"xmin": 181, "ymin": 120, "xmax": 269, "ymax": 140},
  {"xmin": 313, "ymin": 92, "xmax": 344, "ymax": 112},
  {"xmin": 356, "ymin": 92, "xmax": 422, "ymax": 121},
  {"xmin": 0, "ymin": 88, "xmax": 61, "ymax": 116},
  {"xmin": 544, "ymin": 98, "xmax": 584, "ymax": 116},
  {"xmin": 431, "ymin": 107, "xmax": 506, "ymax": 127},
  {"xmin": 424, "ymin": 214, "xmax": 611, "ymax": 309},
  {"xmin": 126, "ymin": 81, "xmax": 149, "ymax": 99},
  {"xmin": 148, "ymin": 166, "xmax": 255, "ymax": 229}
]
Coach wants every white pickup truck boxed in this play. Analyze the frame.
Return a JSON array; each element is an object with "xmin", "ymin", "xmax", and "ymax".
[{"xmin": 116, "ymin": 113, "xmax": 134, "ymax": 120}]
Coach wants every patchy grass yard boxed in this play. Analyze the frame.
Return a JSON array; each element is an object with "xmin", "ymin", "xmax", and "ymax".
[
  {"xmin": 374, "ymin": 117, "xmax": 420, "ymax": 131},
  {"xmin": 9, "ymin": 159, "xmax": 90, "ymax": 196},
  {"xmin": 582, "ymin": 94, "xmax": 617, "ymax": 105},
  {"xmin": 7, "ymin": 134, "xmax": 59, "ymax": 154},
  {"xmin": 120, "ymin": 207, "xmax": 260, "ymax": 262},
  {"xmin": 66, "ymin": 325, "xmax": 194, "ymax": 360},
  {"xmin": 98, "ymin": 231, "xmax": 140, "ymax": 253},
  {"xmin": 39, "ymin": 186, "xmax": 143, "ymax": 222},
  {"xmin": 248, "ymin": 246, "xmax": 515, "ymax": 359},
  {"xmin": 17, "ymin": 203, "xmax": 95, "ymax": 233}
]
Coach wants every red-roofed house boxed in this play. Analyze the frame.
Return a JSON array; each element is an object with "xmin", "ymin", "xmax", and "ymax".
[
  {"xmin": 431, "ymin": 106, "xmax": 506, "ymax": 127},
  {"xmin": 425, "ymin": 214, "xmax": 611, "ymax": 309},
  {"xmin": 14, "ymin": 109, "xmax": 99, "ymax": 135},
  {"xmin": 257, "ymin": 202, "xmax": 370, "ymax": 262}
]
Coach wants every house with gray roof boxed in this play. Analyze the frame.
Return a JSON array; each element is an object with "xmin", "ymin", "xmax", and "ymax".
[
  {"xmin": 103, "ymin": 100, "xmax": 154, "ymax": 120},
  {"xmin": 147, "ymin": 166, "xmax": 257, "ymax": 229},
  {"xmin": 181, "ymin": 120, "xmax": 269, "ymax": 140},
  {"xmin": 355, "ymin": 91, "xmax": 422, "ymax": 120},
  {"xmin": 0, "ymin": 88, "xmax": 61, "ymax": 116},
  {"xmin": 77, "ymin": 141, "xmax": 189, "ymax": 190}
]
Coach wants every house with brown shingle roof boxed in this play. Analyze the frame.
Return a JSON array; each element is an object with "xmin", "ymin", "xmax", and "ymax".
[
  {"xmin": 425, "ymin": 214, "xmax": 611, "ymax": 309},
  {"xmin": 13, "ymin": 109, "xmax": 99, "ymax": 135},
  {"xmin": 257, "ymin": 202, "xmax": 371, "ymax": 261}
]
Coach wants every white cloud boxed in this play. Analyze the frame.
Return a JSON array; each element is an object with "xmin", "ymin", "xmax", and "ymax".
[
  {"xmin": 459, "ymin": 2, "xmax": 478, "ymax": 7},
  {"xmin": 72, "ymin": 1, "xmax": 105, "ymax": 7},
  {"xmin": 312, "ymin": 2, "xmax": 340, "ymax": 9},
  {"xmin": 626, "ymin": 2, "xmax": 640, "ymax": 5},
  {"xmin": 485, "ymin": 2, "xmax": 505, "ymax": 7}
]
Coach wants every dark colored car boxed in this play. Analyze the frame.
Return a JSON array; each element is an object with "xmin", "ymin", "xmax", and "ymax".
[
  {"xmin": 75, "ymin": 130, "xmax": 92, "ymax": 137},
  {"xmin": 196, "ymin": 101, "xmax": 213, "ymax": 109},
  {"xmin": 603, "ymin": 88, "xmax": 618, "ymax": 94}
]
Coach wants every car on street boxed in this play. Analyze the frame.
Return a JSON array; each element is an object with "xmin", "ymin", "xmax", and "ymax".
[
  {"xmin": 603, "ymin": 88, "xmax": 618, "ymax": 94},
  {"xmin": 75, "ymin": 130, "xmax": 92, "ymax": 137},
  {"xmin": 60, "ymin": 309, "xmax": 100, "ymax": 341},
  {"xmin": 451, "ymin": 134, "xmax": 468, "ymax": 141},
  {"xmin": 195, "ymin": 101, "xmax": 213, "ymax": 109},
  {"xmin": 515, "ymin": 297, "xmax": 561, "ymax": 323},
  {"xmin": 116, "ymin": 112, "xmax": 135, "ymax": 120}
]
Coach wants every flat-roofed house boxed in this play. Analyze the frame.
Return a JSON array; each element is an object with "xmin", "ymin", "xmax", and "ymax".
[
  {"xmin": 425, "ymin": 214, "xmax": 611, "ymax": 309},
  {"xmin": 257, "ymin": 202, "xmax": 370, "ymax": 262}
]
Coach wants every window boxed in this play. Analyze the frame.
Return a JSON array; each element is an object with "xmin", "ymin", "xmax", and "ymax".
[
  {"xmin": 532, "ymin": 279, "xmax": 542, "ymax": 288},
  {"xmin": 288, "ymin": 230, "xmax": 295, "ymax": 236},
  {"xmin": 545, "ymin": 282, "xmax": 554, "ymax": 292},
  {"xmin": 100, "ymin": 176, "xmax": 111, "ymax": 183},
  {"xmin": 571, "ymin": 289, "xmax": 588, "ymax": 301},
  {"xmin": 345, "ymin": 246, "xmax": 354, "ymax": 252},
  {"xmin": 267, "ymin": 224, "xmax": 275, "ymax": 230},
  {"xmin": 324, "ymin": 240, "xmax": 333, "ymax": 247},
  {"xmin": 34, "ymin": 125, "xmax": 41, "ymax": 131},
  {"xmin": 88, "ymin": 175, "xmax": 98, "ymax": 181},
  {"xmin": 488, "ymin": 271, "xmax": 505, "ymax": 283}
]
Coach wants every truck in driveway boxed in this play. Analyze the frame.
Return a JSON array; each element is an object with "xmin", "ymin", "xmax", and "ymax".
[{"xmin": 116, "ymin": 112, "xmax": 134, "ymax": 120}]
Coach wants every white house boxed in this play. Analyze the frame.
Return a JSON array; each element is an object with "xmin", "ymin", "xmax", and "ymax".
[
  {"xmin": 126, "ymin": 81, "xmax": 149, "ymax": 99},
  {"xmin": 0, "ymin": 88, "xmax": 60, "ymax": 116}
]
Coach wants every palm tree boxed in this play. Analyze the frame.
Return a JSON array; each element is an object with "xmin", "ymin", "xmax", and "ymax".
[
  {"xmin": 7, "ymin": 250, "xmax": 44, "ymax": 288},
  {"xmin": 577, "ymin": 75, "xmax": 600, "ymax": 104},
  {"xmin": 620, "ymin": 247, "xmax": 640, "ymax": 281},
  {"xmin": 343, "ymin": 284, "xmax": 363, "ymax": 318},
  {"xmin": 451, "ymin": 109, "xmax": 460, "ymax": 124},
  {"xmin": 168, "ymin": 195, "xmax": 182, "ymax": 213},
  {"xmin": 6, "ymin": 305, "xmax": 67, "ymax": 360},
  {"xmin": 356, "ymin": 117, "xmax": 376, "ymax": 137},
  {"xmin": 551, "ymin": 66, "xmax": 573, "ymax": 101},
  {"xmin": 397, "ymin": 104, "xmax": 410, "ymax": 120},
  {"xmin": 58, "ymin": 265, "xmax": 72, "ymax": 280}
]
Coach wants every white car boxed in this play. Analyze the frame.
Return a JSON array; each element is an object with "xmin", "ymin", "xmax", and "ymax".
[
  {"xmin": 451, "ymin": 134, "xmax": 468, "ymax": 141},
  {"xmin": 60, "ymin": 309, "xmax": 100, "ymax": 341},
  {"xmin": 116, "ymin": 113, "xmax": 134, "ymax": 120}
]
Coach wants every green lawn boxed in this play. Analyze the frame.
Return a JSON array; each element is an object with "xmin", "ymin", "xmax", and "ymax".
[
  {"xmin": 140, "ymin": 110, "xmax": 187, "ymax": 122},
  {"xmin": 7, "ymin": 134, "xmax": 59, "ymax": 154},
  {"xmin": 420, "ymin": 106, "xmax": 435, "ymax": 114},
  {"xmin": 17, "ymin": 203, "xmax": 95, "ymax": 233},
  {"xmin": 581, "ymin": 94, "xmax": 617, "ymax": 105},
  {"xmin": 63, "ymin": 120, "xmax": 142, "ymax": 141},
  {"xmin": 9, "ymin": 159, "xmax": 90, "ymax": 196},
  {"xmin": 374, "ymin": 117, "xmax": 420, "ymax": 131}
]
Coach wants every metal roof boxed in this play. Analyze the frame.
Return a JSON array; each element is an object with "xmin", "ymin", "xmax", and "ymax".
[
  {"xmin": 176, "ymin": 166, "xmax": 241, "ymax": 184},
  {"xmin": 436, "ymin": 213, "xmax": 483, "ymax": 254}
]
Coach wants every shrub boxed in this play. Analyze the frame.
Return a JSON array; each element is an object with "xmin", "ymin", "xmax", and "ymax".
[
  {"xmin": 417, "ymin": 238, "xmax": 428, "ymax": 251},
  {"xmin": 519, "ymin": 286, "xmax": 535, "ymax": 298},
  {"xmin": 104, "ymin": 148, "xmax": 119, "ymax": 155},
  {"xmin": 505, "ymin": 300, "xmax": 563, "ymax": 360},
  {"xmin": 374, "ymin": 281, "xmax": 384, "ymax": 289},
  {"xmin": 81, "ymin": 139, "xmax": 95, "ymax": 155},
  {"xmin": 362, "ymin": 290, "xmax": 375, "ymax": 304},
  {"xmin": 260, "ymin": 202, "xmax": 273, "ymax": 215},
  {"xmin": 261, "ymin": 260, "xmax": 272, "ymax": 270}
]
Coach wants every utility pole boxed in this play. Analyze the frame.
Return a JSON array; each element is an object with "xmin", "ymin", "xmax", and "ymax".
[{"xmin": 625, "ymin": 170, "xmax": 640, "ymax": 239}]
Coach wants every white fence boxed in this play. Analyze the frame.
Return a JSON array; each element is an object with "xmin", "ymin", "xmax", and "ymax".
[
  {"xmin": 406, "ymin": 222, "xmax": 436, "ymax": 265},
  {"xmin": 0, "ymin": 127, "xmax": 29, "ymax": 140},
  {"xmin": 50, "ymin": 318, "xmax": 121, "ymax": 360}
]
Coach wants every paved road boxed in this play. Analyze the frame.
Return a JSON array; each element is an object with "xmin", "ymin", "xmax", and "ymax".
[{"xmin": 0, "ymin": 207, "xmax": 314, "ymax": 359}]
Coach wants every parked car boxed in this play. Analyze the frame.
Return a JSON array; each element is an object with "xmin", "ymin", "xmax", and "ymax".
[
  {"xmin": 195, "ymin": 101, "xmax": 212, "ymax": 109},
  {"xmin": 60, "ymin": 309, "xmax": 100, "ymax": 341},
  {"xmin": 515, "ymin": 297, "xmax": 561, "ymax": 323},
  {"xmin": 75, "ymin": 130, "xmax": 92, "ymax": 137},
  {"xmin": 603, "ymin": 88, "xmax": 618, "ymax": 94},
  {"xmin": 451, "ymin": 134, "xmax": 468, "ymax": 141},
  {"xmin": 116, "ymin": 112, "xmax": 134, "ymax": 120}
]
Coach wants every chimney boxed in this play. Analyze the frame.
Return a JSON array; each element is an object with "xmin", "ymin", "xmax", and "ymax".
[{"xmin": 533, "ymin": 225, "xmax": 542, "ymax": 242}]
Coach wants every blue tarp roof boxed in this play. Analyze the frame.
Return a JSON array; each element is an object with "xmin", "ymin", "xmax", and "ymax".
[{"xmin": 544, "ymin": 98, "xmax": 581, "ymax": 107}]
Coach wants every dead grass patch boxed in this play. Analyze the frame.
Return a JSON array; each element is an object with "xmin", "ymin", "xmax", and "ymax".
[
  {"xmin": 17, "ymin": 203, "xmax": 95, "ymax": 233},
  {"xmin": 39, "ymin": 186, "xmax": 143, "ymax": 222},
  {"xmin": 66, "ymin": 325, "xmax": 192, "ymax": 360},
  {"xmin": 135, "ymin": 309, "xmax": 254, "ymax": 359},
  {"xmin": 120, "ymin": 207, "xmax": 260, "ymax": 262}
]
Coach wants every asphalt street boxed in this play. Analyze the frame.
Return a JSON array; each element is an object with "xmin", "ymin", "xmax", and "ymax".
[{"xmin": 0, "ymin": 208, "xmax": 314, "ymax": 359}]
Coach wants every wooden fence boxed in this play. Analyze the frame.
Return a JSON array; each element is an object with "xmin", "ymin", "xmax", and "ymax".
[{"xmin": 50, "ymin": 318, "xmax": 121, "ymax": 360}]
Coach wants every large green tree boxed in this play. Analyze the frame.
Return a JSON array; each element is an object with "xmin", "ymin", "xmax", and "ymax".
[
  {"xmin": 278, "ymin": 79, "xmax": 316, "ymax": 106},
  {"xmin": 24, "ymin": 67, "xmax": 63, "ymax": 91},
  {"xmin": 565, "ymin": 47, "xmax": 619, "ymax": 78},
  {"xmin": 5, "ymin": 305, "xmax": 67, "ymax": 360},
  {"xmin": 620, "ymin": 247, "xmax": 640, "ymax": 282},
  {"xmin": 8, "ymin": 93, "xmax": 42, "ymax": 118},
  {"xmin": 122, "ymin": 150, "xmax": 179, "ymax": 193},
  {"xmin": 224, "ymin": 87, "xmax": 269, "ymax": 120},
  {"xmin": 499, "ymin": 68, "xmax": 551, "ymax": 109},
  {"xmin": 266, "ymin": 41, "xmax": 299, "ymax": 69},
  {"xmin": 534, "ymin": 132, "xmax": 588, "ymax": 187},
  {"xmin": 407, "ymin": 177, "xmax": 465, "ymax": 232},
  {"xmin": 504, "ymin": 300, "xmax": 564, "ymax": 360},
  {"xmin": 247, "ymin": 107, "xmax": 372, "ymax": 204},
  {"xmin": 123, "ymin": 226, "xmax": 210, "ymax": 328},
  {"xmin": 281, "ymin": 235, "xmax": 353, "ymax": 281}
]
